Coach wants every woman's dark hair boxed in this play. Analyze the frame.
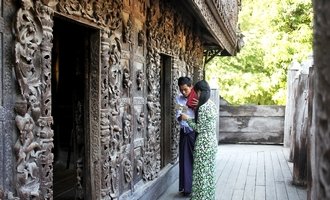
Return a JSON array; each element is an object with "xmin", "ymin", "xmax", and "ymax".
[
  {"xmin": 178, "ymin": 76, "xmax": 192, "ymax": 87},
  {"xmin": 194, "ymin": 80, "xmax": 210, "ymax": 122}
]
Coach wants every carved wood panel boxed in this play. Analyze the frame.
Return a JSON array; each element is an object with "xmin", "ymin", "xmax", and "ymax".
[
  {"xmin": 8, "ymin": 0, "xmax": 206, "ymax": 199},
  {"xmin": 12, "ymin": 1, "xmax": 55, "ymax": 199}
]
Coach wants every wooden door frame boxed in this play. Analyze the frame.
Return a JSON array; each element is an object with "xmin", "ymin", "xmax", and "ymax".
[
  {"xmin": 85, "ymin": 27, "xmax": 101, "ymax": 200},
  {"xmin": 52, "ymin": 15, "xmax": 102, "ymax": 199},
  {"xmin": 160, "ymin": 54, "xmax": 173, "ymax": 168}
]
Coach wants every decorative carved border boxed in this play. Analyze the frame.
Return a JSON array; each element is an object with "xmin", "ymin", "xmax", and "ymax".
[{"xmin": 191, "ymin": 0, "xmax": 238, "ymax": 55}]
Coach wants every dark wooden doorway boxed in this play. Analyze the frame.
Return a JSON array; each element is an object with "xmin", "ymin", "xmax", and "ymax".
[
  {"xmin": 160, "ymin": 55, "xmax": 172, "ymax": 168},
  {"xmin": 51, "ymin": 16, "xmax": 95, "ymax": 200}
]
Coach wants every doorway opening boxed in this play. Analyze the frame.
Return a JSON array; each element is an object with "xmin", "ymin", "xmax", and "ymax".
[
  {"xmin": 160, "ymin": 55, "xmax": 173, "ymax": 168},
  {"xmin": 51, "ymin": 17, "xmax": 95, "ymax": 199}
]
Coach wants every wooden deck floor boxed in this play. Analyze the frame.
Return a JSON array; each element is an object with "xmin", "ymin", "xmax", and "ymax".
[{"xmin": 158, "ymin": 144, "xmax": 307, "ymax": 200}]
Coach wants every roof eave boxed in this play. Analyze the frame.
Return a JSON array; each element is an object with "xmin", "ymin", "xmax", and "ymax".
[{"xmin": 185, "ymin": 0, "xmax": 239, "ymax": 56}]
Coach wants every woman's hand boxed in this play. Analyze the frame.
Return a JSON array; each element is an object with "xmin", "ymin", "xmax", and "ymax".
[
  {"xmin": 191, "ymin": 98, "xmax": 199, "ymax": 107},
  {"xmin": 180, "ymin": 113, "xmax": 189, "ymax": 121}
]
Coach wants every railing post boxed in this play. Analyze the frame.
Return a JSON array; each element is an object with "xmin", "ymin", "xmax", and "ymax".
[
  {"xmin": 210, "ymin": 78, "xmax": 220, "ymax": 143},
  {"xmin": 284, "ymin": 62, "xmax": 300, "ymax": 148}
]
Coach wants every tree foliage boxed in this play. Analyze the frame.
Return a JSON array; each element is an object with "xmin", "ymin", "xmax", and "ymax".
[{"xmin": 206, "ymin": 0, "xmax": 312, "ymax": 105}]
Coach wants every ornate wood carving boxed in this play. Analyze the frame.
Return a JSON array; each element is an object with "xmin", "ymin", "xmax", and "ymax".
[
  {"xmin": 57, "ymin": 0, "xmax": 123, "ymax": 30},
  {"xmin": 192, "ymin": 0, "xmax": 239, "ymax": 55},
  {"xmin": 9, "ymin": 0, "xmax": 207, "ymax": 199},
  {"xmin": 100, "ymin": 30, "xmax": 124, "ymax": 199},
  {"xmin": 142, "ymin": 4, "xmax": 162, "ymax": 181},
  {"xmin": 170, "ymin": 59, "xmax": 181, "ymax": 163},
  {"xmin": 123, "ymin": 15, "xmax": 133, "ymax": 45},
  {"xmin": 122, "ymin": 157, "xmax": 133, "ymax": 183},
  {"xmin": 13, "ymin": 0, "xmax": 55, "ymax": 199},
  {"xmin": 136, "ymin": 70, "xmax": 144, "ymax": 91},
  {"xmin": 123, "ymin": 62, "xmax": 132, "ymax": 93},
  {"xmin": 138, "ymin": 30, "xmax": 145, "ymax": 47}
]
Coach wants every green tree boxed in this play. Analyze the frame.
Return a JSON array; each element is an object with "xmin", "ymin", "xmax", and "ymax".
[{"xmin": 206, "ymin": 0, "xmax": 312, "ymax": 105}]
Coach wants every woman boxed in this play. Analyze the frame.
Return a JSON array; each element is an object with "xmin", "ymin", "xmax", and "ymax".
[{"xmin": 180, "ymin": 80, "xmax": 218, "ymax": 200}]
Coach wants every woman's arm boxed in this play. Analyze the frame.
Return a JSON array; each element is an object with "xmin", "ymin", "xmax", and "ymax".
[{"xmin": 181, "ymin": 104, "xmax": 208, "ymax": 132}]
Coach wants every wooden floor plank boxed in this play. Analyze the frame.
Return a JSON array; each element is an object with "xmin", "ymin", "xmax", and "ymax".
[
  {"xmin": 255, "ymin": 185, "xmax": 266, "ymax": 200},
  {"xmin": 243, "ymin": 175, "xmax": 255, "ymax": 200},
  {"xmin": 220, "ymin": 154, "xmax": 244, "ymax": 200},
  {"xmin": 157, "ymin": 145, "xmax": 307, "ymax": 200},
  {"xmin": 277, "ymin": 150, "xmax": 292, "ymax": 180},
  {"xmin": 234, "ymin": 154, "xmax": 251, "ymax": 190},
  {"xmin": 256, "ymin": 152, "xmax": 265, "ymax": 186},
  {"xmin": 265, "ymin": 151, "xmax": 277, "ymax": 200},
  {"xmin": 285, "ymin": 183, "xmax": 302, "ymax": 200},
  {"xmin": 271, "ymin": 151, "xmax": 284, "ymax": 182},
  {"xmin": 277, "ymin": 151, "xmax": 301, "ymax": 200},
  {"xmin": 215, "ymin": 150, "xmax": 232, "ymax": 180},
  {"xmin": 231, "ymin": 189, "xmax": 244, "ymax": 200},
  {"xmin": 216, "ymin": 153, "xmax": 237, "ymax": 199},
  {"xmin": 275, "ymin": 181, "xmax": 289, "ymax": 200},
  {"xmin": 247, "ymin": 152, "xmax": 258, "ymax": 177}
]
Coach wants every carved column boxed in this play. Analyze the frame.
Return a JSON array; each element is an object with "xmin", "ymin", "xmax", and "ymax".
[
  {"xmin": 143, "ymin": 10, "xmax": 161, "ymax": 179},
  {"xmin": 36, "ymin": 2, "xmax": 55, "ymax": 199},
  {"xmin": 13, "ymin": 0, "xmax": 55, "ymax": 199}
]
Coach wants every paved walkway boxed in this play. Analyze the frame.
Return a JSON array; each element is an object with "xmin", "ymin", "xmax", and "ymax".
[{"xmin": 158, "ymin": 144, "xmax": 307, "ymax": 200}]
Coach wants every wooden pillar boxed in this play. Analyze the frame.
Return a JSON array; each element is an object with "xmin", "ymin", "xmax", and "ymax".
[
  {"xmin": 284, "ymin": 62, "xmax": 300, "ymax": 148},
  {"xmin": 312, "ymin": 1, "xmax": 330, "ymax": 199},
  {"xmin": 209, "ymin": 78, "xmax": 220, "ymax": 143}
]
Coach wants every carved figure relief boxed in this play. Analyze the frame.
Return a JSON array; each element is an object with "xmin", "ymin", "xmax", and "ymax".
[
  {"xmin": 109, "ymin": 33, "xmax": 122, "ymax": 99},
  {"xmin": 73, "ymin": 101, "xmax": 84, "ymax": 198},
  {"xmin": 144, "ymin": 37, "xmax": 161, "ymax": 181},
  {"xmin": 101, "ymin": 31, "xmax": 111, "ymax": 109},
  {"xmin": 123, "ymin": 157, "xmax": 133, "ymax": 183},
  {"xmin": 14, "ymin": 99, "xmax": 41, "ymax": 198},
  {"xmin": 109, "ymin": 156, "xmax": 120, "ymax": 198},
  {"xmin": 138, "ymin": 30, "xmax": 145, "ymax": 47},
  {"xmin": 13, "ymin": 1, "xmax": 56, "ymax": 199},
  {"xmin": 137, "ymin": 0, "xmax": 145, "ymax": 14},
  {"xmin": 123, "ymin": 63, "xmax": 132, "ymax": 91},
  {"xmin": 100, "ymin": 29, "xmax": 125, "ymax": 199},
  {"xmin": 136, "ymin": 70, "xmax": 144, "ymax": 90},
  {"xmin": 122, "ymin": 111, "xmax": 132, "ymax": 146},
  {"xmin": 76, "ymin": 158, "xmax": 84, "ymax": 199},
  {"xmin": 57, "ymin": 0, "xmax": 123, "ymax": 30},
  {"xmin": 137, "ymin": 111, "xmax": 145, "ymax": 133},
  {"xmin": 14, "ymin": 1, "xmax": 43, "ymax": 99},
  {"xmin": 123, "ymin": 15, "xmax": 132, "ymax": 45}
]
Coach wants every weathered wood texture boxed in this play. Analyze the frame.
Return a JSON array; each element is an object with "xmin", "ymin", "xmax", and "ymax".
[
  {"xmin": 284, "ymin": 55, "xmax": 314, "ymax": 193},
  {"xmin": 219, "ymin": 105, "xmax": 285, "ymax": 144},
  {"xmin": 158, "ymin": 144, "xmax": 307, "ymax": 200},
  {"xmin": 307, "ymin": 66, "xmax": 315, "ymax": 200},
  {"xmin": 312, "ymin": 1, "xmax": 330, "ymax": 199},
  {"xmin": 290, "ymin": 71, "xmax": 310, "ymax": 187},
  {"xmin": 0, "ymin": 0, "xmax": 18, "ymax": 198},
  {"xmin": 283, "ymin": 63, "xmax": 300, "ymax": 147},
  {"xmin": 210, "ymin": 88, "xmax": 220, "ymax": 142}
]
